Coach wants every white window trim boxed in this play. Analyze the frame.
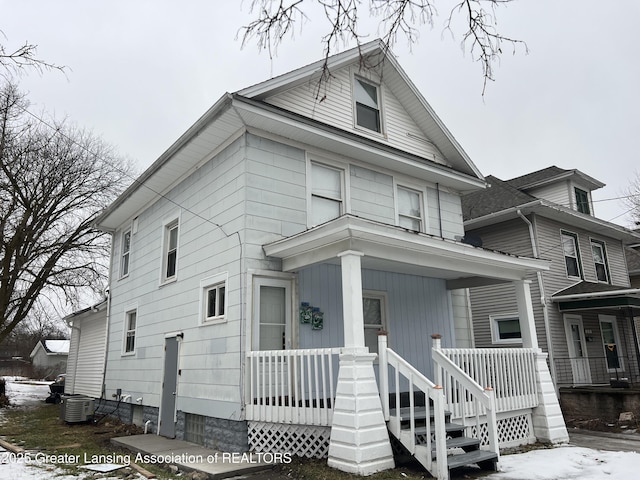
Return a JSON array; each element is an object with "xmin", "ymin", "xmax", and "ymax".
[
  {"xmin": 351, "ymin": 69, "xmax": 385, "ymax": 137},
  {"xmin": 120, "ymin": 228, "xmax": 132, "ymax": 279},
  {"xmin": 394, "ymin": 179, "xmax": 427, "ymax": 233},
  {"xmin": 363, "ymin": 290, "xmax": 389, "ymax": 355},
  {"xmin": 199, "ymin": 272, "xmax": 229, "ymax": 326},
  {"xmin": 560, "ymin": 229, "xmax": 582, "ymax": 279},
  {"xmin": 306, "ymin": 156, "xmax": 350, "ymax": 228},
  {"xmin": 590, "ymin": 238, "xmax": 610, "ymax": 284},
  {"xmin": 122, "ymin": 304, "xmax": 138, "ymax": 356},
  {"xmin": 490, "ymin": 313, "xmax": 522, "ymax": 345},
  {"xmin": 160, "ymin": 211, "xmax": 181, "ymax": 286},
  {"xmin": 599, "ymin": 314, "xmax": 624, "ymax": 372}
]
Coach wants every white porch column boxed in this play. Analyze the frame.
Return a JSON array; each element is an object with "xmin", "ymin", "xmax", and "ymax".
[
  {"xmin": 514, "ymin": 279, "xmax": 538, "ymax": 349},
  {"xmin": 327, "ymin": 250, "xmax": 395, "ymax": 475},
  {"xmin": 513, "ymin": 280, "xmax": 569, "ymax": 444}
]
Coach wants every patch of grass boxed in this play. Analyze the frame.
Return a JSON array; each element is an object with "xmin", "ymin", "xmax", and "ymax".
[{"xmin": 0, "ymin": 402, "xmax": 180, "ymax": 479}]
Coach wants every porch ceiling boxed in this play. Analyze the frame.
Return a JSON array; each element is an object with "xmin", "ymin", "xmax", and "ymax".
[{"xmin": 263, "ymin": 215, "xmax": 550, "ymax": 289}]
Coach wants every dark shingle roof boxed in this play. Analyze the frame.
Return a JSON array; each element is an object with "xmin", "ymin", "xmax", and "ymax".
[
  {"xmin": 462, "ymin": 175, "xmax": 538, "ymax": 221},
  {"xmin": 506, "ymin": 166, "xmax": 569, "ymax": 189},
  {"xmin": 552, "ymin": 281, "xmax": 632, "ymax": 297}
]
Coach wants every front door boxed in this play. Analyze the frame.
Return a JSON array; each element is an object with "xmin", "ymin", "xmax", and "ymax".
[
  {"xmin": 252, "ymin": 276, "xmax": 293, "ymax": 351},
  {"xmin": 159, "ymin": 335, "xmax": 180, "ymax": 437},
  {"xmin": 564, "ymin": 315, "xmax": 592, "ymax": 384}
]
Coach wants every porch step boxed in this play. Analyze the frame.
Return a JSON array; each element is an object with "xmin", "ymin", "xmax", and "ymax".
[
  {"xmin": 445, "ymin": 449, "xmax": 498, "ymax": 471},
  {"xmin": 411, "ymin": 422, "xmax": 467, "ymax": 437},
  {"xmin": 437, "ymin": 436, "xmax": 481, "ymax": 453},
  {"xmin": 389, "ymin": 406, "xmax": 451, "ymax": 423}
]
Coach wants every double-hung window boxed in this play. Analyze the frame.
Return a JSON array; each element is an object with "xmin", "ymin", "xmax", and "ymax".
[
  {"xmin": 561, "ymin": 231, "xmax": 582, "ymax": 278},
  {"xmin": 121, "ymin": 229, "xmax": 131, "ymax": 277},
  {"xmin": 310, "ymin": 162, "xmax": 344, "ymax": 226},
  {"xmin": 397, "ymin": 185, "xmax": 423, "ymax": 232},
  {"xmin": 161, "ymin": 218, "xmax": 179, "ymax": 283},
  {"xmin": 591, "ymin": 240, "xmax": 610, "ymax": 283},
  {"xmin": 575, "ymin": 188, "xmax": 591, "ymax": 214},
  {"xmin": 354, "ymin": 77, "xmax": 381, "ymax": 133},
  {"xmin": 124, "ymin": 309, "xmax": 137, "ymax": 354}
]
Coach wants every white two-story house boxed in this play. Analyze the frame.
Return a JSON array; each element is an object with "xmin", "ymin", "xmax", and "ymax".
[{"xmin": 92, "ymin": 41, "xmax": 568, "ymax": 478}]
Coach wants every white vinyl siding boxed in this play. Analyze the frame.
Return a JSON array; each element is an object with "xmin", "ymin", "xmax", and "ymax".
[
  {"xmin": 262, "ymin": 66, "xmax": 449, "ymax": 166},
  {"xmin": 65, "ymin": 312, "xmax": 107, "ymax": 398}
]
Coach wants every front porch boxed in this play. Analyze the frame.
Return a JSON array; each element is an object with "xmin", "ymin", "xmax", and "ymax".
[{"xmin": 248, "ymin": 215, "xmax": 568, "ymax": 478}]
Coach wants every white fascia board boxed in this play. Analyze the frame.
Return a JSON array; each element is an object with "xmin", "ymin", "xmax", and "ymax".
[
  {"xmin": 233, "ymin": 97, "xmax": 485, "ymax": 192},
  {"xmin": 552, "ymin": 288, "xmax": 640, "ymax": 302}
]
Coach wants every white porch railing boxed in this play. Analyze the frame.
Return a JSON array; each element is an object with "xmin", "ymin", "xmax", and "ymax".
[
  {"xmin": 245, "ymin": 348, "xmax": 340, "ymax": 426},
  {"xmin": 437, "ymin": 347, "xmax": 539, "ymax": 414}
]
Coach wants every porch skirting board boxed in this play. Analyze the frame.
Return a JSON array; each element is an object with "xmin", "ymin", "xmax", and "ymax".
[
  {"xmin": 248, "ymin": 421, "xmax": 331, "ymax": 458},
  {"xmin": 460, "ymin": 410, "xmax": 537, "ymax": 449}
]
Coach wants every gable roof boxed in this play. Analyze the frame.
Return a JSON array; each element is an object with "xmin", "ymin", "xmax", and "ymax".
[
  {"xmin": 29, "ymin": 339, "xmax": 70, "ymax": 360},
  {"xmin": 462, "ymin": 170, "xmax": 640, "ymax": 245},
  {"xmin": 95, "ymin": 41, "xmax": 486, "ymax": 231},
  {"xmin": 238, "ymin": 39, "xmax": 482, "ymax": 180}
]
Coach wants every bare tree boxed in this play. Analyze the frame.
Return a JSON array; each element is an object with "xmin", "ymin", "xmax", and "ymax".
[
  {"xmin": 0, "ymin": 82, "xmax": 132, "ymax": 344},
  {"xmin": 623, "ymin": 172, "xmax": 640, "ymax": 228},
  {"xmin": 240, "ymin": 0, "xmax": 525, "ymax": 94},
  {"xmin": 1, "ymin": 30, "xmax": 64, "ymax": 79}
]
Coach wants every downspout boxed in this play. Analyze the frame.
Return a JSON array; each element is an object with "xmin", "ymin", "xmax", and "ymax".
[{"xmin": 517, "ymin": 210, "xmax": 557, "ymax": 385}]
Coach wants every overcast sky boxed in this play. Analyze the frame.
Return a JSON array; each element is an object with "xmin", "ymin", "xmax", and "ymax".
[{"xmin": 2, "ymin": 0, "xmax": 639, "ymax": 227}]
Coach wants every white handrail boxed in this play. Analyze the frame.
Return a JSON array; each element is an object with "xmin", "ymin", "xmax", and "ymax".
[
  {"xmin": 432, "ymin": 337, "xmax": 500, "ymax": 462},
  {"xmin": 378, "ymin": 334, "xmax": 448, "ymax": 480}
]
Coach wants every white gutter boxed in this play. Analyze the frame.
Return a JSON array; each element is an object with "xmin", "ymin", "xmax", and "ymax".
[
  {"xmin": 516, "ymin": 210, "xmax": 556, "ymax": 384},
  {"xmin": 552, "ymin": 288, "xmax": 640, "ymax": 302}
]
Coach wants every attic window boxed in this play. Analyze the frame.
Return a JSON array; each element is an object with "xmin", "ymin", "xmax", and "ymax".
[
  {"xmin": 354, "ymin": 78, "xmax": 381, "ymax": 133},
  {"xmin": 575, "ymin": 188, "xmax": 590, "ymax": 214}
]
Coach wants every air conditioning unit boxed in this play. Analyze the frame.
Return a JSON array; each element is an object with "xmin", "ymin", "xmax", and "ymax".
[{"xmin": 63, "ymin": 396, "xmax": 94, "ymax": 423}]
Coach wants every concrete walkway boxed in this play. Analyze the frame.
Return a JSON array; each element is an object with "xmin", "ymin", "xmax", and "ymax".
[
  {"xmin": 111, "ymin": 434, "xmax": 275, "ymax": 479},
  {"xmin": 568, "ymin": 428, "xmax": 640, "ymax": 453}
]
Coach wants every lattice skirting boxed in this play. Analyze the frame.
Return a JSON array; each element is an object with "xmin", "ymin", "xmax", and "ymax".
[
  {"xmin": 248, "ymin": 422, "xmax": 331, "ymax": 459},
  {"xmin": 465, "ymin": 410, "xmax": 535, "ymax": 449}
]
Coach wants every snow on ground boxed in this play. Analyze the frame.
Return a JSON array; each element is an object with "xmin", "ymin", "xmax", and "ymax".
[
  {"xmin": 3, "ymin": 378, "xmax": 640, "ymax": 479},
  {"xmin": 486, "ymin": 445, "xmax": 640, "ymax": 480}
]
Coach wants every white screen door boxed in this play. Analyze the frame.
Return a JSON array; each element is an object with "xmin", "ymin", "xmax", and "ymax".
[{"xmin": 564, "ymin": 315, "xmax": 591, "ymax": 384}]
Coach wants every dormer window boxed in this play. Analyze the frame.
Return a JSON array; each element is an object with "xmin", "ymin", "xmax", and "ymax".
[
  {"xmin": 354, "ymin": 77, "xmax": 381, "ymax": 133},
  {"xmin": 575, "ymin": 188, "xmax": 590, "ymax": 214}
]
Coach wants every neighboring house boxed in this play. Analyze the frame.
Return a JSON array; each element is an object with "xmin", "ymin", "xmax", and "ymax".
[
  {"xmin": 91, "ymin": 41, "xmax": 568, "ymax": 478},
  {"xmin": 626, "ymin": 246, "xmax": 640, "ymax": 355},
  {"xmin": 30, "ymin": 339, "xmax": 69, "ymax": 377},
  {"xmin": 64, "ymin": 299, "xmax": 108, "ymax": 398},
  {"xmin": 461, "ymin": 167, "xmax": 640, "ymax": 393}
]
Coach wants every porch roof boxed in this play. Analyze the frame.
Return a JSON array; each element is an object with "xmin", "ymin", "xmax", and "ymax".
[
  {"xmin": 551, "ymin": 281, "xmax": 640, "ymax": 312},
  {"xmin": 263, "ymin": 215, "xmax": 550, "ymax": 289}
]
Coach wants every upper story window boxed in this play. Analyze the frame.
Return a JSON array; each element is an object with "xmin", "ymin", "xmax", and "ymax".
[
  {"xmin": 490, "ymin": 314, "xmax": 522, "ymax": 344},
  {"xmin": 561, "ymin": 230, "xmax": 582, "ymax": 279},
  {"xmin": 354, "ymin": 77, "xmax": 381, "ymax": 133},
  {"xmin": 123, "ymin": 308, "xmax": 137, "ymax": 354},
  {"xmin": 310, "ymin": 161, "xmax": 344, "ymax": 226},
  {"xmin": 120, "ymin": 229, "xmax": 131, "ymax": 277},
  {"xmin": 397, "ymin": 185, "xmax": 423, "ymax": 232},
  {"xmin": 591, "ymin": 240, "xmax": 610, "ymax": 283},
  {"xmin": 161, "ymin": 216, "xmax": 180, "ymax": 284},
  {"xmin": 575, "ymin": 188, "xmax": 591, "ymax": 214}
]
